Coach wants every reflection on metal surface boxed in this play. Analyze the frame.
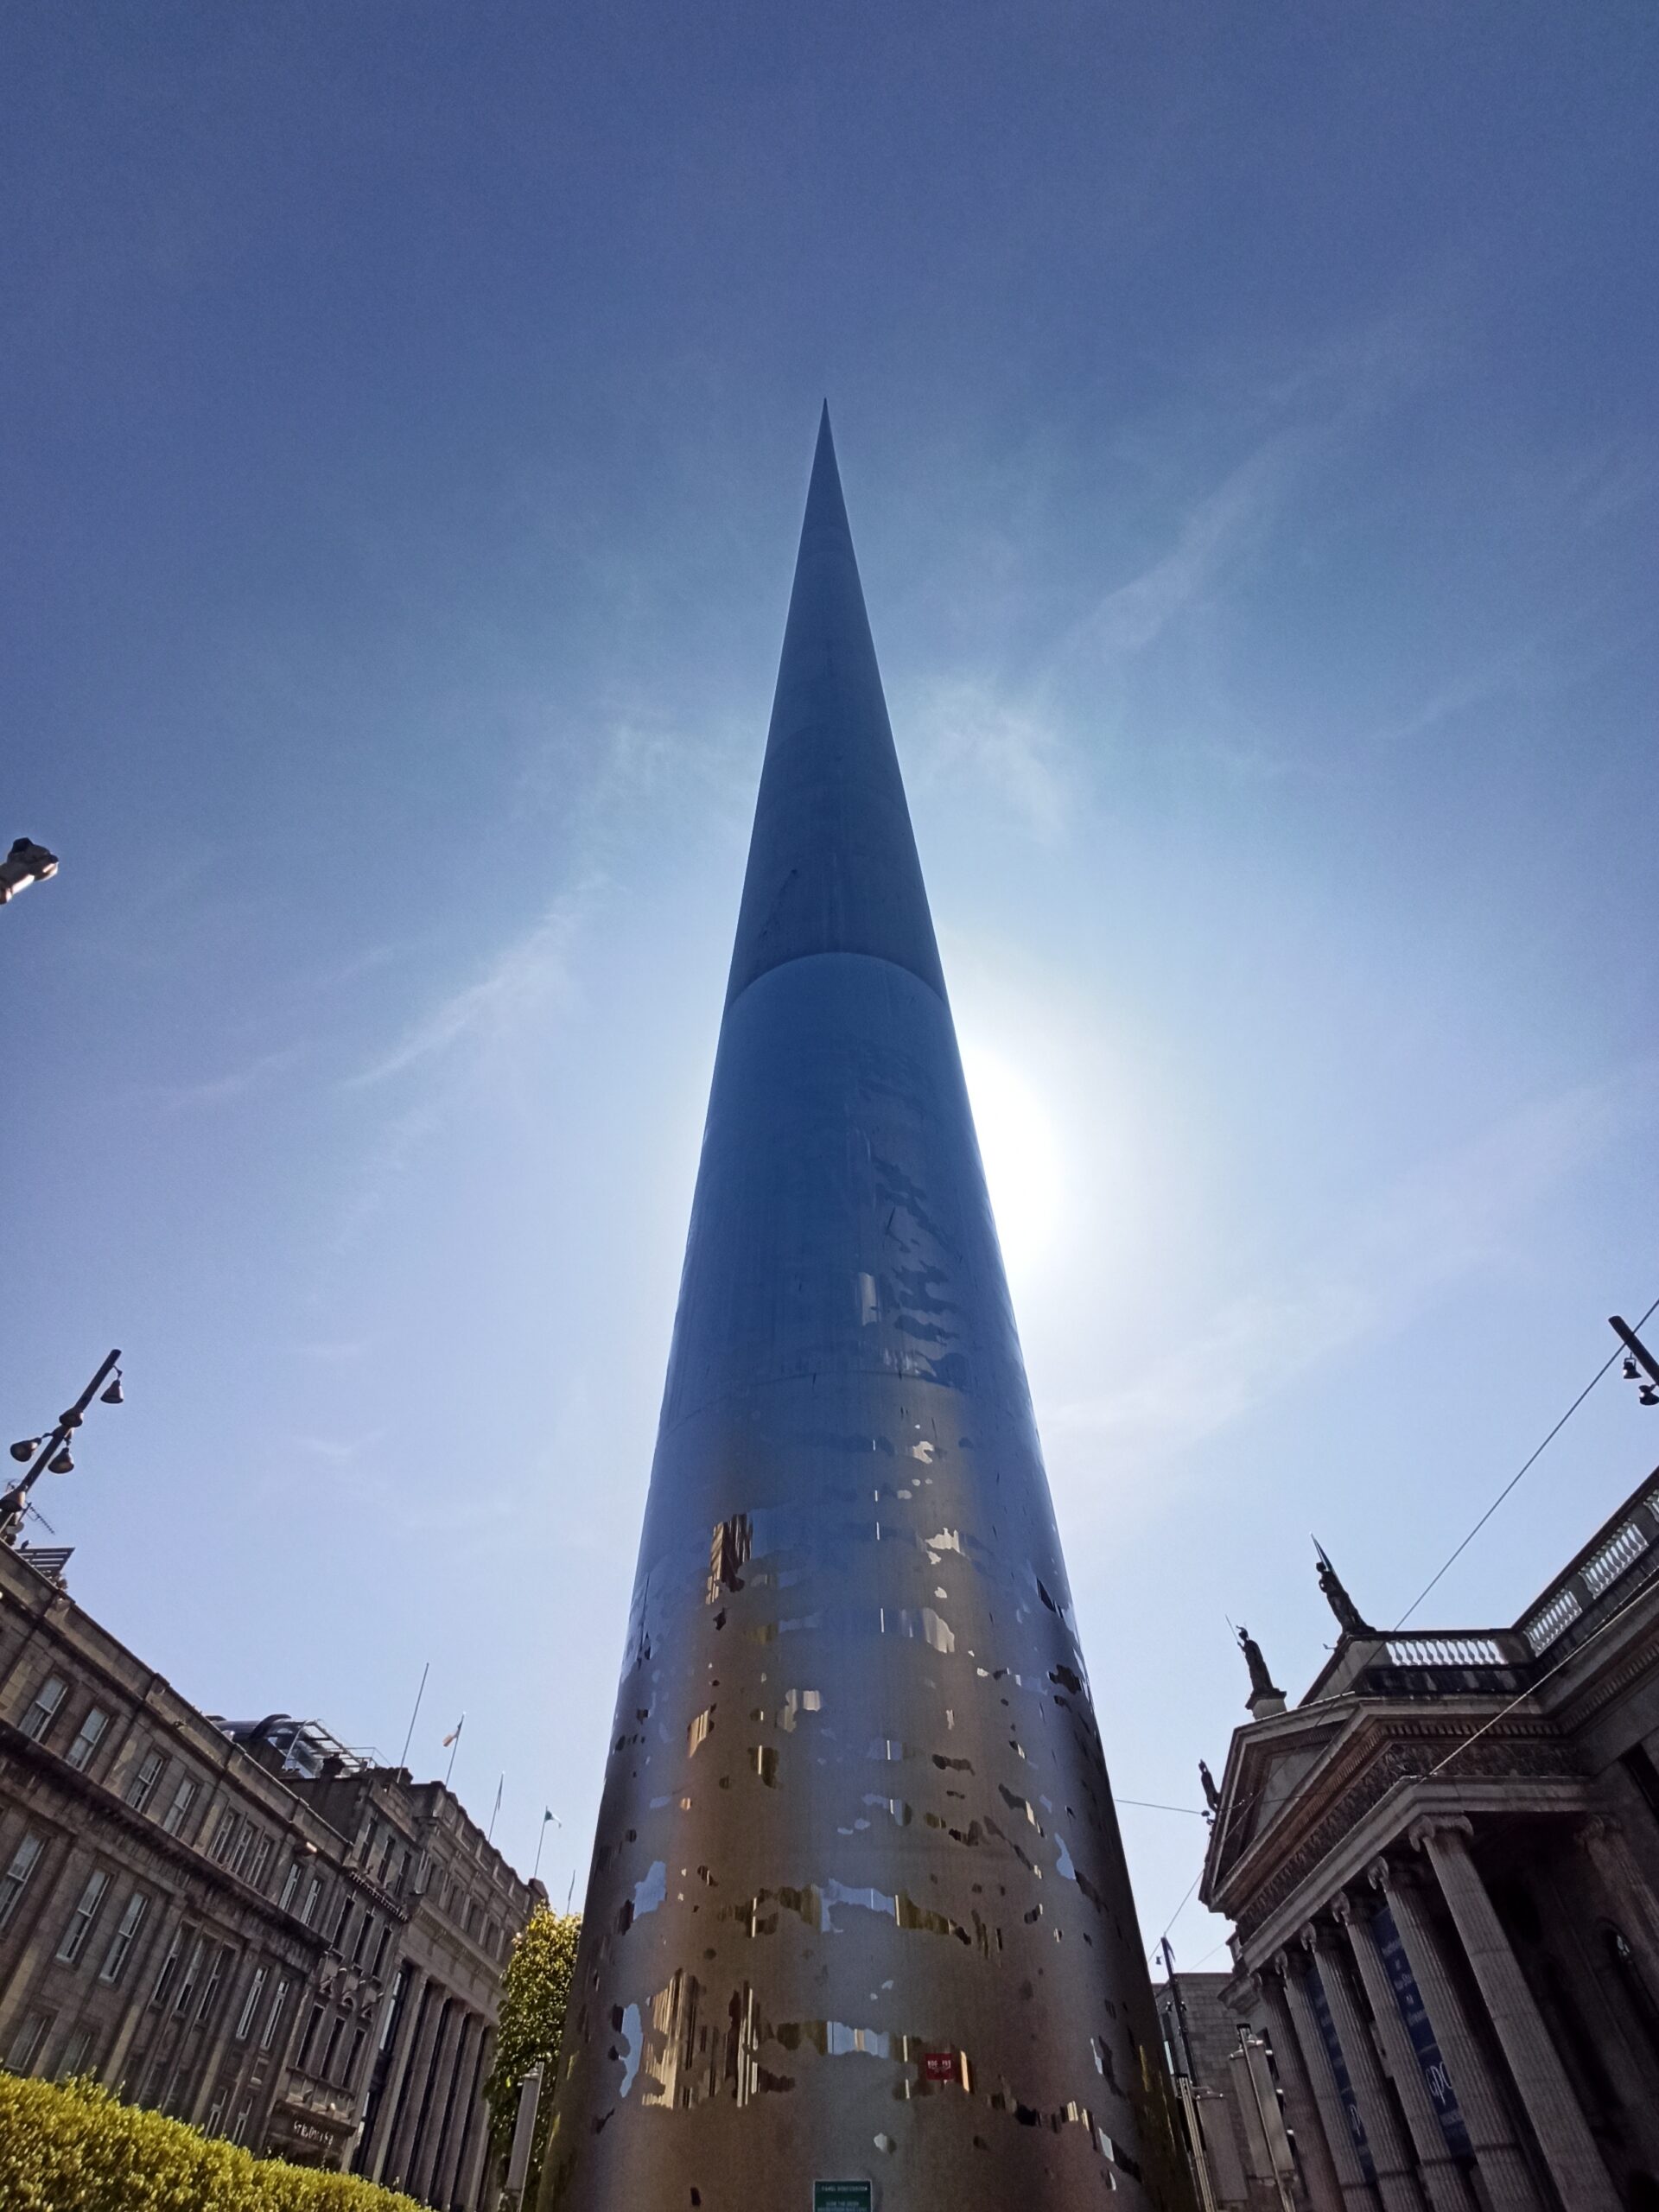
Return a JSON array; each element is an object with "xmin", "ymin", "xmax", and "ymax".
[{"xmin": 541, "ymin": 414, "xmax": 1189, "ymax": 2209}]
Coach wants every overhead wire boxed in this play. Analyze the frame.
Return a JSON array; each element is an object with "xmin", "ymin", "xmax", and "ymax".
[
  {"xmin": 1149, "ymin": 1294, "xmax": 1659, "ymax": 1977},
  {"xmin": 1391, "ymin": 1291, "xmax": 1659, "ymax": 1630}
]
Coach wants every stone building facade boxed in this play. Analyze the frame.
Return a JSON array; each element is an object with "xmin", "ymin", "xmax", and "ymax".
[
  {"xmin": 0, "ymin": 1541, "xmax": 535, "ymax": 2206},
  {"xmin": 1158, "ymin": 1969, "xmax": 1296, "ymax": 2210},
  {"xmin": 1197, "ymin": 1465, "xmax": 1659, "ymax": 2212}
]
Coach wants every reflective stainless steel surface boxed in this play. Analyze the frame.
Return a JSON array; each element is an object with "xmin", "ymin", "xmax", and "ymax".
[{"xmin": 542, "ymin": 410, "xmax": 1189, "ymax": 2210}]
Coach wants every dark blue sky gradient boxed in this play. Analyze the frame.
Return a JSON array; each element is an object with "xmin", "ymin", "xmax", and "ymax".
[{"xmin": 4, "ymin": 3, "xmax": 1656, "ymax": 1958}]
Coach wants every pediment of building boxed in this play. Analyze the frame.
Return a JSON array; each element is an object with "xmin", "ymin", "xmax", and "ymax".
[{"xmin": 1201, "ymin": 1707, "xmax": 1359, "ymax": 1904}]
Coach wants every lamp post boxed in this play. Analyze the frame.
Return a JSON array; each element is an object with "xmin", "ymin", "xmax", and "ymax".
[
  {"xmin": 0, "ymin": 837, "xmax": 60, "ymax": 905},
  {"xmin": 1611, "ymin": 1315, "xmax": 1659, "ymax": 1408},
  {"xmin": 4, "ymin": 1349, "xmax": 124, "ymax": 1545}
]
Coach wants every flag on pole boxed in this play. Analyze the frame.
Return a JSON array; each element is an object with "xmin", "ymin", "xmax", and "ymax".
[
  {"xmin": 543, "ymin": 1808, "xmax": 562, "ymax": 1827},
  {"xmin": 442, "ymin": 1719, "xmax": 464, "ymax": 1748}
]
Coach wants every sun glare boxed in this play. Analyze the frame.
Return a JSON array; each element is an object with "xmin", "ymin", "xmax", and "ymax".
[{"xmin": 959, "ymin": 1039, "xmax": 1065, "ymax": 1285}]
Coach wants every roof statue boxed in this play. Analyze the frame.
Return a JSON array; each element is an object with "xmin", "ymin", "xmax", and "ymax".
[
  {"xmin": 1198, "ymin": 1758, "xmax": 1221, "ymax": 1815},
  {"xmin": 1313, "ymin": 1537, "xmax": 1376, "ymax": 1638},
  {"xmin": 1236, "ymin": 1623, "xmax": 1286, "ymax": 1713}
]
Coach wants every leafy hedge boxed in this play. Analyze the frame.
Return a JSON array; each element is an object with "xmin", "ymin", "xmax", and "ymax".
[
  {"xmin": 0, "ymin": 2072, "xmax": 424, "ymax": 2212},
  {"xmin": 484, "ymin": 1910, "xmax": 581, "ymax": 2209}
]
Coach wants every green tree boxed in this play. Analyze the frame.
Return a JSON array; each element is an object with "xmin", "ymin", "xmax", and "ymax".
[{"xmin": 485, "ymin": 1908, "xmax": 581, "ymax": 2203}]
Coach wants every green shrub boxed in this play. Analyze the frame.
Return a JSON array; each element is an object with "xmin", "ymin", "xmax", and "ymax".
[
  {"xmin": 484, "ymin": 1910, "xmax": 580, "ymax": 2209},
  {"xmin": 0, "ymin": 2071, "xmax": 425, "ymax": 2212}
]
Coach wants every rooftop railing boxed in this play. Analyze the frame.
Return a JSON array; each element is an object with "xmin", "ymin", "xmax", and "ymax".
[
  {"xmin": 1382, "ymin": 1634, "xmax": 1511, "ymax": 1669},
  {"xmin": 1518, "ymin": 1484, "xmax": 1659, "ymax": 1656}
]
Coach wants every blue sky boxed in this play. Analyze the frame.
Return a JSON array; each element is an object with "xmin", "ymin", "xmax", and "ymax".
[{"xmin": 4, "ymin": 3, "xmax": 1656, "ymax": 1967}]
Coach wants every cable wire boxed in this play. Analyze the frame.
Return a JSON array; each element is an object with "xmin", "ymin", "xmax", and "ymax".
[
  {"xmin": 1425, "ymin": 1565, "xmax": 1656, "ymax": 1781},
  {"xmin": 1392, "ymin": 1292, "xmax": 1659, "ymax": 1630},
  {"xmin": 1148, "ymin": 1869, "xmax": 1203, "ymax": 1961}
]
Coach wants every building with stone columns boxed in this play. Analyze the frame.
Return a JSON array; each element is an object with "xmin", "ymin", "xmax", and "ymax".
[
  {"xmin": 1196, "ymin": 1463, "xmax": 1659, "ymax": 2212},
  {"xmin": 0, "ymin": 1537, "xmax": 533, "ymax": 2206}
]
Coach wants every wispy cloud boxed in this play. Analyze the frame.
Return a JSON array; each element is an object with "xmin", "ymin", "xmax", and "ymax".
[
  {"xmin": 1052, "ymin": 1066, "xmax": 1657, "ymax": 1459},
  {"xmin": 348, "ymin": 887, "xmax": 594, "ymax": 1089},
  {"xmin": 1071, "ymin": 431, "xmax": 1311, "ymax": 663},
  {"xmin": 145, "ymin": 1046, "xmax": 307, "ymax": 1113},
  {"xmin": 294, "ymin": 1429, "xmax": 386, "ymax": 1467},
  {"xmin": 909, "ymin": 677, "xmax": 1072, "ymax": 842}
]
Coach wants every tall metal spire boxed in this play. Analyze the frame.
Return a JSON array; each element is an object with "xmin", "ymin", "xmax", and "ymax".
[
  {"xmin": 543, "ymin": 415, "xmax": 1187, "ymax": 2211},
  {"xmin": 726, "ymin": 406, "xmax": 945, "ymax": 1008}
]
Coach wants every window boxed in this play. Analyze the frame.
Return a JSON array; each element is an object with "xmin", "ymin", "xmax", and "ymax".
[
  {"xmin": 378, "ymin": 1967, "xmax": 408, "ymax": 2050},
  {"xmin": 372, "ymin": 1923, "xmax": 392, "ymax": 1980},
  {"xmin": 300, "ymin": 1875, "xmax": 322, "ymax": 1927},
  {"xmin": 55, "ymin": 1868, "xmax": 110, "ymax": 1964},
  {"xmin": 249, "ymin": 1834, "xmax": 274, "ymax": 1891},
  {"xmin": 196, "ymin": 1942, "xmax": 232, "ymax": 2025},
  {"xmin": 57, "ymin": 2026, "xmax": 95, "ymax": 2080},
  {"xmin": 0, "ymin": 1833, "xmax": 44, "ymax": 1929},
  {"xmin": 64, "ymin": 1707, "xmax": 109, "ymax": 1772},
  {"xmin": 160, "ymin": 1776, "xmax": 199, "ymax": 1838},
  {"xmin": 260, "ymin": 1975, "xmax": 290, "ymax": 2052},
  {"xmin": 334, "ymin": 1897, "xmax": 353, "ymax": 1953},
  {"xmin": 7, "ymin": 2011, "xmax": 51, "ymax": 2074},
  {"xmin": 19, "ymin": 1675, "xmax": 67, "ymax": 1743},
  {"xmin": 279, "ymin": 1860, "xmax": 302, "ymax": 1911},
  {"xmin": 321, "ymin": 2014, "xmax": 346, "ymax": 2084},
  {"xmin": 353, "ymin": 1910, "xmax": 372, "ymax": 1966},
  {"xmin": 99, "ymin": 1892, "xmax": 148, "ymax": 1984},
  {"xmin": 231, "ymin": 2102, "xmax": 251, "ymax": 2146},
  {"xmin": 208, "ymin": 1808, "xmax": 238, "ymax": 1864},
  {"xmin": 296, "ymin": 2002, "xmax": 324, "ymax": 2072},
  {"xmin": 150, "ymin": 1926, "xmax": 186, "ymax": 2007},
  {"xmin": 125, "ymin": 1750, "xmax": 165, "ymax": 1813},
  {"xmin": 235, "ymin": 1965, "xmax": 268, "ymax": 2042},
  {"xmin": 344, "ymin": 2026, "xmax": 366, "ymax": 2091},
  {"xmin": 229, "ymin": 1822, "xmax": 256, "ymax": 1878},
  {"xmin": 171, "ymin": 1935, "xmax": 205, "ymax": 2017}
]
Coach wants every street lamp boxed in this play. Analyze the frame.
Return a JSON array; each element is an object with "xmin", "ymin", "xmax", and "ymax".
[
  {"xmin": 0, "ymin": 838, "xmax": 60, "ymax": 905},
  {"xmin": 1611, "ymin": 1316, "xmax": 1659, "ymax": 1409},
  {"xmin": 4, "ymin": 1350, "xmax": 124, "ymax": 1544}
]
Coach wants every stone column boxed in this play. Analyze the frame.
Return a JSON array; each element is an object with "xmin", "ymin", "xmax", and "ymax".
[
  {"xmin": 365, "ymin": 1970, "xmax": 427, "ymax": 2182},
  {"xmin": 0, "ymin": 1834, "xmax": 91, "ymax": 2053},
  {"xmin": 1301, "ymin": 1922, "xmax": 1425, "ymax": 2212},
  {"xmin": 1333, "ymin": 1897, "xmax": 1468, "ymax": 2212},
  {"xmin": 105, "ymin": 1893, "xmax": 193, "ymax": 2087},
  {"xmin": 1279, "ymin": 1948, "xmax": 1376, "ymax": 2212},
  {"xmin": 1411, "ymin": 1816, "xmax": 1620, "ymax": 2212},
  {"xmin": 1370, "ymin": 1858, "xmax": 1541, "ymax": 2212},
  {"xmin": 1576, "ymin": 1813, "xmax": 1659, "ymax": 1991},
  {"xmin": 409, "ymin": 1994, "xmax": 462, "ymax": 2201},
  {"xmin": 432, "ymin": 2010, "xmax": 479, "ymax": 2206},
  {"xmin": 382, "ymin": 1976, "xmax": 444, "ymax": 2190},
  {"xmin": 188, "ymin": 1953, "xmax": 253, "ymax": 2128},
  {"xmin": 1255, "ymin": 1967, "xmax": 1347, "ymax": 2212},
  {"xmin": 454, "ymin": 2024, "xmax": 496, "ymax": 2212}
]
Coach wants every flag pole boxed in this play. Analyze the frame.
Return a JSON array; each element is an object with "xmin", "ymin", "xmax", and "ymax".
[
  {"xmin": 443, "ymin": 1713, "xmax": 465, "ymax": 1790},
  {"xmin": 398, "ymin": 1662, "xmax": 429, "ymax": 1772},
  {"xmin": 532, "ymin": 1807, "xmax": 561, "ymax": 1885}
]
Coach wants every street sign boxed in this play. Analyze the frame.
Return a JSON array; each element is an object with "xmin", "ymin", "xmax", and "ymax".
[
  {"xmin": 922, "ymin": 2050, "xmax": 956, "ymax": 2082},
  {"xmin": 813, "ymin": 2185, "xmax": 873, "ymax": 2212}
]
